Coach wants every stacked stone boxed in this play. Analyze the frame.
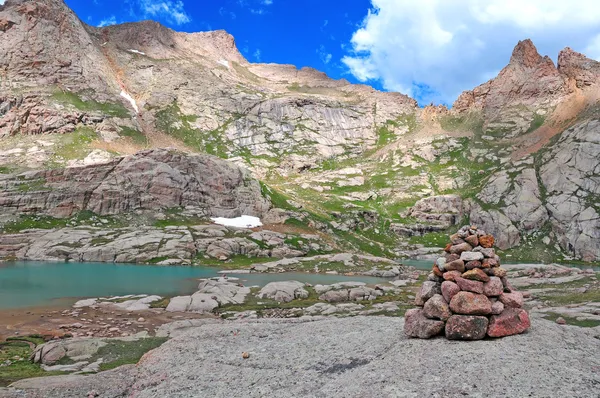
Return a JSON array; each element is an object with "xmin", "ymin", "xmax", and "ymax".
[{"xmin": 404, "ymin": 225, "xmax": 531, "ymax": 340}]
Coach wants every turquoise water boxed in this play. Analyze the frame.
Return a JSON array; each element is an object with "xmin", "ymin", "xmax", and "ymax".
[{"xmin": 0, "ymin": 261, "xmax": 388, "ymax": 310}]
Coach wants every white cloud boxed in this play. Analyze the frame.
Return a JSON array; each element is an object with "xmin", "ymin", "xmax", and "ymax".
[
  {"xmin": 0, "ymin": 0, "xmax": 5, "ymax": 5},
  {"xmin": 253, "ymin": 49, "xmax": 261, "ymax": 61},
  {"xmin": 317, "ymin": 45, "xmax": 332, "ymax": 64},
  {"xmin": 262, "ymin": 0, "xmax": 273, "ymax": 5},
  {"xmin": 97, "ymin": 16, "xmax": 117, "ymax": 27},
  {"xmin": 343, "ymin": 0, "xmax": 600, "ymax": 105},
  {"xmin": 138, "ymin": 0, "xmax": 191, "ymax": 25}
]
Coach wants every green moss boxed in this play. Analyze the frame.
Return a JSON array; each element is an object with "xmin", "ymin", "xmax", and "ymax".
[
  {"xmin": 408, "ymin": 232, "xmax": 448, "ymax": 247},
  {"xmin": 155, "ymin": 102, "xmax": 231, "ymax": 158},
  {"xmin": 50, "ymin": 127, "xmax": 98, "ymax": 164},
  {"xmin": 0, "ymin": 340, "xmax": 65, "ymax": 387},
  {"xmin": 542, "ymin": 312, "xmax": 600, "ymax": 328},
  {"xmin": 526, "ymin": 113, "xmax": 545, "ymax": 134},
  {"xmin": 15, "ymin": 178, "xmax": 48, "ymax": 192},
  {"xmin": 119, "ymin": 127, "xmax": 148, "ymax": 146},
  {"xmin": 149, "ymin": 297, "xmax": 171, "ymax": 309},
  {"xmin": 95, "ymin": 337, "xmax": 168, "ymax": 371},
  {"xmin": 52, "ymin": 91, "xmax": 129, "ymax": 118}
]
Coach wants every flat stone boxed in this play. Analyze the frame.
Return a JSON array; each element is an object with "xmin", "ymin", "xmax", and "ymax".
[
  {"xmin": 487, "ymin": 308, "xmax": 531, "ymax": 337},
  {"xmin": 404, "ymin": 308, "xmax": 445, "ymax": 339},
  {"xmin": 449, "ymin": 291, "xmax": 492, "ymax": 315},
  {"xmin": 460, "ymin": 251, "xmax": 484, "ymax": 262},
  {"xmin": 441, "ymin": 281, "xmax": 460, "ymax": 303},
  {"xmin": 482, "ymin": 258, "xmax": 498, "ymax": 268},
  {"xmin": 445, "ymin": 315, "xmax": 488, "ymax": 340},
  {"xmin": 423, "ymin": 294, "xmax": 452, "ymax": 321},
  {"xmin": 465, "ymin": 260, "xmax": 482, "ymax": 270},
  {"xmin": 462, "ymin": 268, "xmax": 490, "ymax": 282},
  {"xmin": 449, "ymin": 242, "xmax": 473, "ymax": 255},
  {"xmin": 444, "ymin": 259, "xmax": 465, "ymax": 273},
  {"xmin": 483, "ymin": 277, "xmax": 504, "ymax": 297},
  {"xmin": 499, "ymin": 291, "xmax": 524, "ymax": 308},
  {"xmin": 490, "ymin": 267, "xmax": 507, "ymax": 277},
  {"xmin": 414, "ymin": 281, "xmax": 441, "ymax": 306},
  {"xmin": 455, "ymin": 276, "xmax": 484, "ymax": 294},
  {"xmin": 442, "ymin": 270, "xmax": 462, "ymax": 282}
]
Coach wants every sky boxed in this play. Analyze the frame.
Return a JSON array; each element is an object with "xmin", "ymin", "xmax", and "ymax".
[{"xmin": 63, "ymin": 0, "xmax": 600, "ymax": 106}]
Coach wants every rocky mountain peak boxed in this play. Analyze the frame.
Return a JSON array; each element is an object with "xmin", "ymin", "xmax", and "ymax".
[
  {"xmin": 509, "ymin": 39, "xmax": 544, "ymax": 68},
  {"xmin": 557, "ymin": 46, "xmax": 600, "ymax": 88}
]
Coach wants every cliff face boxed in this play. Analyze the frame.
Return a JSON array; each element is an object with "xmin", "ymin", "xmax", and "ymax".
[{"xmin": 0, "ymin": 148, "xmax": 270, "ymax": 219}]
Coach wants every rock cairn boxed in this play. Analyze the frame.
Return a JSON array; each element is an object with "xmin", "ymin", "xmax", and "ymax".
[{"xmin": 404, "ymin": 225, "xmax": 530, "ymax": 340}]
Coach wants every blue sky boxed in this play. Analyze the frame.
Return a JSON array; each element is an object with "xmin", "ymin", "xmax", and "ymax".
[
  {"xmin": 66, "ymin": 0, "xmax": 380, "ymax": 88},
  {"xmin": 65, "ymin": 0, "xmax": 600, "ymax": 106}
]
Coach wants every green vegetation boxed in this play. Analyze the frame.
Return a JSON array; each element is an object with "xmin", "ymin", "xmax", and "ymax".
[
  {"xmin": 0, "ymin": 211, "xmax": 127, "ymax": 233},
  {"xmin": 541, "ymin": 312, "xmax": 600, "ymax": 328},
  {"xmin": 526, "ymin": 113, "xmax": 546, "ymax": 134},
  {"xmin": 155, "ymin": 102, "xmax": 231, "ymax": 158},
  {"xmin": 52, "ymin": 90, "xmax": 129, "ymax": 118},
  {"xmin": 119, "ymin": 127, "xmax": 148, "ymax": 146},
  {"xmin": 408, "ymin": 232, "xmax": 449, "ymax": 247},
  {"xmin": 50, "ymin": 127, "xmax": 98, "ymax": 165},
  {"xmin": 0, "ymin": 338, "xmax": 64, "ymax": 387},
  {"xmin": 95, "ymin": 337, "xmax": 168, "ymax": 371}
]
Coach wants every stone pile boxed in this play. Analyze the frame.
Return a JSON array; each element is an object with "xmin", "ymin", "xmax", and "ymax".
[{"xmin": 404, "ymin": 225, "xmax": 531, "ymax": 340}]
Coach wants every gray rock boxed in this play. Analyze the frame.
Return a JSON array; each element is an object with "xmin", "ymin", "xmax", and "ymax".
[
  {"xmin": 460, "ymin": 251, "xmax": 484, "ymax": 262},
  {"xmin": 257, "ymin": 281, "xmax": 308, "ymax": 303}
]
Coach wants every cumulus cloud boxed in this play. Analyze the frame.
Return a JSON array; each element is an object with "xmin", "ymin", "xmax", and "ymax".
[
  {"xmin": 97, "ymin": 16, "xmax": 117, "ymax": 27},
  {"xmin": 138, "ymin": 0, "xmax": 191, "ymax": 25},
  {"xmin": 343, "ymin": 0, "xmax": 600, "ymax": 105}
]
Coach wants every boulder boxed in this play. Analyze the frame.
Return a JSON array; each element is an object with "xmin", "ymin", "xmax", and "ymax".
[
  {"xmin": 465, "ymin": 260, "xmax": 482, "ymax": 270},
  {"xmin": 258, "ymin": 281, "xmax": 309, "ymax": 303},
  {"xmin": 404, "ymin": 308, "xmax": 445, "ymax": 339},
  {"xmin": 483, "ymin": 277, "xmax": 504, "ymax": 297},
  {"xmin": 487, "ymin": 308, "xmax": 531, "ymax": 337},
  {"xmin": 423, "ymin": 294, "xmax": 452, "ymax": 321},
  {"xmin": 442, "ymin": 270, "xmax": 462, "ymax": 282},
  {"xmin": 444, "ymin": 259, "xmax": 465, "ymax": 273},
  {"xmin": 449, "ymin": 292, "xmax": 492, "ymax": 315},
  {"xmin": 460, "ymin": 251, "xmax": 484, "ymax": 262},
  {"xmin": 462, "ymin": 268, "xmax": 490, "ymax": 282},
  {"xmin": 414, "ymin": 281, "xmax": 441, "ymax": 306},
  {"xmin": 445, "ymin": 315, "xmax": 489, "ymax": 340},
  {"xmin": 499, "ymin": 292, "xmax": 524, "ymax": 308},
  {"xmin": 455, "ymin": 277, "xmax": 484, "ymax": 294},
  {"xmin": 479, "ymin": 235, "xmax": 495, "ymax": 248},
  {"xmin": 449, "ymin": 243, "xmax": 473, "ymax": 255},
  {"xmin": 441, "ymin": 281, "xmax": 461, "ymax": 303}
]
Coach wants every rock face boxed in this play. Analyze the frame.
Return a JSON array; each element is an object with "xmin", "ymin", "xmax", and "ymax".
[
  {"xmin": 405, "ymin": 226, "xmax": 530, "ymax": 340},
  {"xmin": 0, "ymin": 148, "xmax": 270, "ymax": 219},
  {"xmin": 166, "ymin": 278, "xmax": 251, "ymax": 313},
  {"xmin": 6, "ymin": 316, "xmax": 600, "ymax": 398},
  {"xmin": 257, "ymin": 281, "xmax": 309, "ymax": 303}
]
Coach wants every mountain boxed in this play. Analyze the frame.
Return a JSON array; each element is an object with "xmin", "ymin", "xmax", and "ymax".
[{"xmin": 0, "ymin": 0, "xmax": 599, "ymax": 263}]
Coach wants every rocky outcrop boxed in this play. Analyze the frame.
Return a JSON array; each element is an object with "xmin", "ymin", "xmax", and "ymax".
[
  {"xmin": 406, "ymin": 195, "xmax": 463, "ymax": 228},
  {"xmin": 0, "ymin": 148, "xmax": 270, "ymax": 219},
  {"xmin": 0, "ymin": 224, "xmax": 324, "ymax": 263},
  {"xmin": 166, "ymin": 278, "xmax": 251, "ymax": 313},
  {"xmin": 539, "ymin": 120, "xmax": 600, "ymax": 261}
]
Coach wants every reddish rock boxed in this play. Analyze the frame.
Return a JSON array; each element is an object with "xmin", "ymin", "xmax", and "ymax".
[
  {"xmin": 482, "ymin": 258, "xmax": 498, "ymax": 268},
  {"xmin": 500, "ymin": 276, "xmax": 515, "ymax": 292},
  {"xmin": 465, "ymin": 235, "xmax": 479, "ymax": 247},
  {"xmin": 449, "ymin": 242, "xmax": 473, "ymax": 255},
  {"xmin": 445, "ymin": 315, "xmax": 488, "ymax": 340},
  {"xmin": 483, "ymin": 277, "xmax": 504, "ymax": 297},
  {"xmin": 445, "ymin": 253, "xmax": 460, "ymax": 262},
  {"xmin": 455, "ymin": 276, "xmax": 484, "ymax": 294},
  {"xmin": 443, "ymin": 270, "xmax": 462, "ymax": 282},
  {"xmin": 450, "ymin": 233, "xmax": 464, "ymax": 245},
  {"xmin": 415, "ymin": 281, "xmax": 441, "ymax": 306},
  {"xmin": 465, "ymin": 260, "xmax": 482, "ymax": 270},
  {"xmin": 423, "ymin": 294, "xmax": 452, "ymax": 321},
  {"xmin": 404, "ymin": 308, "xmax": 445, "ymax": 339},
  {"xmin": 555, "ymin": 317, "xmax": 566, "ymax": 325},
  {"xmin": 487, "ymin": 308, "xmax": 530, "ymax": 337},
  {"xmin": 432, "ymin": 265, "xmax": 444, "ymax": 277},
  {"xmin": 441, "ymin": 281, "xmax": 460, "ymax": 303},
  {"xmin": 444, "ymin": 243, "xmax": 452, "ymax": 253},
  {"xmin": 491, "ymin": 300, "xmax": 504, "ymax": 315},
  {"xmin": 479, "ymin": 235, "xmax": 495, "ymax": 248},
  {"xmin": 449, "ymin": 291, "xmax": 492, "ymax": 315},
  {"xmin": 499, "ymin": 291, "xmax": 524, "ymax": 308},
  {"xmin": 444, "ymin": 259, "xmax": 465, "ymax": 273},
  {"xmin": 490, "ymin": 267, "xmax": 507, "ymax": 278},
  {"xmin": 462, "ymin": 268, "xmax": 490, "ymax": 282}
]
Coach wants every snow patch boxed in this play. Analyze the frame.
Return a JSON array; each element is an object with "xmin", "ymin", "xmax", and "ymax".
[
  {"xmin": 129, "ymin": 49, "xmax": 146, "ymax": 55},
  {"xmin": 217, "ymin": 59, "xmax": 230, "ymax": 69},
  {"xmin": 120, "ymin": 90, "xmax": 139, "ymax": 113},
  {"xmin": 211, "ymin": 215, "xmax": 262, "ymax": 228}
]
